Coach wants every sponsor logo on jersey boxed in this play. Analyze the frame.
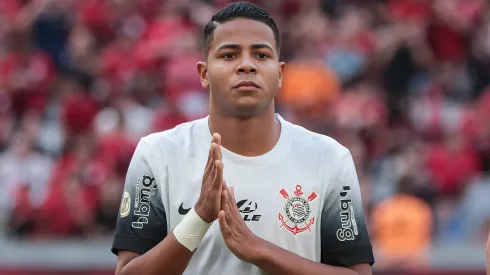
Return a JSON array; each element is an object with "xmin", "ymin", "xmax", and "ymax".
[
  {"xmin": 120, "ymin": 189, "xmax": 131, "ymax": 218},
  {"xmin": 132, "ymin": 175, "xmax": 157, "ymax": 229},
  {"xmin": 178, "ymin": 203, "xmax": 191, "ymax": 215},
  {"xmin": 278, "ymin": 185, "xmax": 317, "ymax": 235},
  {"xmin": 336, "ymin": 185, "xmax": 358, "ymax": 241},
  {"xmin": 237, "ymin": 199, "xmax": 261, "ymax": 221}
]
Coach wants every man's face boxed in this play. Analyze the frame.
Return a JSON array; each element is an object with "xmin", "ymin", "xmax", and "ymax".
[{"xmin": 198, "ymin": 18, "xmax": 285, "ymax": 117}]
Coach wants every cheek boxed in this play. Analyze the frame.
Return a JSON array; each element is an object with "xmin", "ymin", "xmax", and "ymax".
[
  {"xmin": 263, "ymin": 67, "xmax": 281, "ymax": 91},
  {"xmin": 207, "ymin": 70, "xmax": 224, "ymax": 91},
  {"xmin": 208, "ymin": 64, "xmax": 232, "ymax": 86}
]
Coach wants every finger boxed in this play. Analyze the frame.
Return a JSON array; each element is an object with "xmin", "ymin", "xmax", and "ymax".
[
  {"xmin": 222, "ymin": 180, "xmax": 228, "ymax": 191},
  {"xmin": 220, "ymin": 185, "xmax": 227, "ymax": 211},
  {"xmin": 216, "ymin": 136, "xmax": 223, "ymax": 159},
  {"xmin": 211, "ymin": 133, "xmax": 222, "ymax": 160},
  {"xmin": 222, "ymin": 189, "xmax": 231, "ymax": 213},
  {"xmin": 222, "ymin": 189, "xmax": 235, "ymax": 226},
  {"xmin": 218, "ymin": 210, "xmax": 231, "ymax": 236},
  {"xmin": 218, "ymin": 144, "xmax": 223, "ymax": 160},
  {"xmin": 211, "ymin": 142, "xmax": 220, "ymax": 159},
  {"xmin": 211, "ymin": 133, "xmax": 221, "ymax": 157},
  {"xmin": 204, "ymin": 148, "xmax": 214, "ymax": 174},
  {"xmin": 226, "ymin": 187, "xmax": 243, "ymax": 224},
  {"xmin": 227, "ymin": 186, "xmax": 239, "ymax": 211},
  {"xmin": 208, "ymin": 158, "xmax": 217, "ymax": 186},
  {"xmin": 211, "ymin": 142, "xmax": 221, "ymax": 162},
  {"xmin": 229, "ymin": 187, "xmax": 235, "ymax": 201},
  {"xmin": 204, "ymin": 141, "xmax": 217, "ymax": 174},
  {"xmin": 213, "ymin": 133, "xmax": 221, "ymax": 150},
  {"xmin": 213, "ymin": 160, "xmax": 223, "ymax": 189},
  {"xmin": 212, "ymin": 133, "xmax": 221, "ymax": 144},
  {"xmin": 207, "ymin": 143, "xmax": 219, "ymax": 179},
  {"xmin": 220, "ymin": 180, "xmax": 227, "ymax": 211}
]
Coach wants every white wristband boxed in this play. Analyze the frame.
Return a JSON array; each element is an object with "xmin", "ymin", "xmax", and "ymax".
[{"xmin": 173, "ymin": 207, "xmax": 212, "ymax": 252}]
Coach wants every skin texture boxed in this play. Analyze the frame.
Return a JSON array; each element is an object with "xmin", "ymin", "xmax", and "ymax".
[{"xmin": 197, "ymin": 18, "xmax": 283, "ymax": 157}]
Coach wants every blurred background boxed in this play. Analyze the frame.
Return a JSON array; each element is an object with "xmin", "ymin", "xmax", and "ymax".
[{"xmin": 0, "ymin": 0, "xmax": 489, "ymax": 274}]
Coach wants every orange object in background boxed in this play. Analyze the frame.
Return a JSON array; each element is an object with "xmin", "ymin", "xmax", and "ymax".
[
  {"xmin": 279, "ymin": 61, "xmax": 340, "ymax": 111},
  {"xmin": 371, "ymin": 194, "xmax": 433, "ymax": 265}
]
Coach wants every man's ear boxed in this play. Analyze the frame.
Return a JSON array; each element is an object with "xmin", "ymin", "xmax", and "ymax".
[
  {"xmin": 278, "ymin": 62, "xmax": 285, "ymax": 88},
  {"xmin": 197, "ymin": 62, "xmax": 209, "ymax": 89}
]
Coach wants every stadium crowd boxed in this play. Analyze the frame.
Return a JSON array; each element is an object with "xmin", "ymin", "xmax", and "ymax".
[{"xmin": 1, "ymin": 0, "xmax": 490, "ymax": 269}]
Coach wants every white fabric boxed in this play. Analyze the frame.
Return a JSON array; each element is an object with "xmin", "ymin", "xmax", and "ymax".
[
  {"xmin": 173, "ymin": 207, "xmax": 212, "ymax": 252},
  {"xmin": 136, "ymin": 114, "xmax": 358, "ymax": 275}
]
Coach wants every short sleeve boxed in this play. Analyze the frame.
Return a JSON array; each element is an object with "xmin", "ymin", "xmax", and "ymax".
[
  {"xmin": 111, "ymin": 140, "xmax": 168, "ymax": 255},
  {"xmin": 320, "ymin": 151, "xmax": 375, "ymax": 267}
]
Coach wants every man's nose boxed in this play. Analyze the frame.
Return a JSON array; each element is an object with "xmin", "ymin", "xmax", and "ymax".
[{"xmin": 236, "ymin": 55, "xmax": 257, "ymax": 74}]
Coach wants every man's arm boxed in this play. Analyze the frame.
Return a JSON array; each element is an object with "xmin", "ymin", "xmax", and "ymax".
[
  {"xmin": 114, "ymin": 135, "xmax": 225, "ymax": 275},
  {"xmin": 112, "ymin": 140, "xmax": 193, "ymax": 275},
  {"xmin": 218, "ymin": 187, "xmax": 372, "ymax": 275},
  {"xmin": 252, "ymin": 241, "xmax": 371, "ymax": 275},
  {"xmin": 218, "ymin": 150, "xmax": 374, "ymax": 275},
  {"xmin": 116, "ymin": 233, "xmax": 194, "ymax": 275},
  {"xmin": 318, "ymin": 151, "xmax": 375, "ymax": 268}
]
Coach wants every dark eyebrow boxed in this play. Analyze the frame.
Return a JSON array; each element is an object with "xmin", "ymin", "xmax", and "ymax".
[
  {"xmin": 216, "ymin": 44, "xmax": 241, "ymax": 51},
  {"xmin": 250, "ymin": 44, "xmax": 274, "ymax": 52},
  {"xmin": 216, "ymin": 43, "xmax": 275, "ymax": 52}
]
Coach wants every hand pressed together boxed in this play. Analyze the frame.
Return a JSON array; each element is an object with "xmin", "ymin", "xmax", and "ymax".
[
  {"xmin": 218, "ymin": 184, "xmax": 264, "ymax": 263},
  {"xmin": 194, "ymin": 133, "xmax": 224, "ymax": 223},
  {"xmin": 195, "ymin": 133, "xmax": 264, "ymax": 262}
]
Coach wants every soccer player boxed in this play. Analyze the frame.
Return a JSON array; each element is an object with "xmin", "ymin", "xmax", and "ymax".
[{"xmin": 111, "ymin": 2, "xmax": 374, "ymax": 275}]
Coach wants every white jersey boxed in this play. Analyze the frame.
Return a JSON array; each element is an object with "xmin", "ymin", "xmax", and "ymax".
[{"xmin": 112, "ymin": 114, "xmax": 374, "ymax": 274}]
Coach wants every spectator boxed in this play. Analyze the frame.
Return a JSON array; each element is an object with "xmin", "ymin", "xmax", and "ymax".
[
  {"xmin": 371, "ymin": 175, "xmax": 433, "ymax": 269},
  {"xmin": 0, "ymin": 128, "xmax": 52, "ymax": 230}
]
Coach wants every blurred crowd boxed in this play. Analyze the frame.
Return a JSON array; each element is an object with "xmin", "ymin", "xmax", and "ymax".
[{"xmin": 1, "ymin": 0, "xmax": 490, "ymax": 269}]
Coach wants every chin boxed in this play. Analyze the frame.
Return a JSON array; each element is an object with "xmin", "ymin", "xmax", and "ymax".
[{"xmin": 229, "ymin": 102, "xmax": 269, "ymax": 118}]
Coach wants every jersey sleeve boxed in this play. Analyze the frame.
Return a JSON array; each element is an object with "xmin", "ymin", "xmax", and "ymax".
[
  {"xmin": 111, "ymin": 140, "xmax": 168, "ymax": 256},
  {"xmin": 320, "ymin": 151, "xmax": 375, "ymax": 267}
]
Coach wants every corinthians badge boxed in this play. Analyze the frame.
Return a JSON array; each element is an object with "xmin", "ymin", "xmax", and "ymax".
[{"xmin": 278, "ymin": 185, "xmax": 317, "ymax": 235}]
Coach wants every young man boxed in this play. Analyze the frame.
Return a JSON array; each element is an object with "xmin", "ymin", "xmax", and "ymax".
[{"xmin": 111, "ymin": 2, "xmax": 374, "ymax": 275}]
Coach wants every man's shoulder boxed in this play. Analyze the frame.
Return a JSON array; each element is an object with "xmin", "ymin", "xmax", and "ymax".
[
  {"xmin": 140, "ymin": 117, "xmax": 206, "ymax": 151},
  {"xmin": 285, "ymin": 119, "xmax": 349, "ymax": 162}
]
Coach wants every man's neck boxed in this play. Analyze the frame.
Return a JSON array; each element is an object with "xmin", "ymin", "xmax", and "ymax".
[{"xmin": 208, "ymin": 107, "xmax": 281, "ymax": 157}]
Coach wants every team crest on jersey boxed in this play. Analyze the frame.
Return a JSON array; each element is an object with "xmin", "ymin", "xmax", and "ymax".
[{"xmin": 278, "ymin": 185, "xmax": 317, "ymax": 235}]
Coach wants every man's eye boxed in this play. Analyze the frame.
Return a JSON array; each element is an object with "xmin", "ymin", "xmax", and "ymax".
[
  {"xmin": 255, "ymin": 53, "xmax": 269, "ymax": 60},
  {"xmin": 222, "ymin": 53, "xmax": 236, "ymax": 59}
]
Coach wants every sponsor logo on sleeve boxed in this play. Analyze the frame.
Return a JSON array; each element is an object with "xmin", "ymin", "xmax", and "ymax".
[
  {"xmin": 336, "ymin": 185, "xmax": 359, "ymax": 242},
  {"xmin": 132, "ymin": 175, "xmax": 157, "ymax": 229},
  {"xmin": 120, "ymin": 189, "xmax": 131, "ymax": 218}
]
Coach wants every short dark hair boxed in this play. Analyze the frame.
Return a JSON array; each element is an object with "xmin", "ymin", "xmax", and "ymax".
[{"xmin": 203, "ymin": 1, "xmax": 280, "ymax": 57}]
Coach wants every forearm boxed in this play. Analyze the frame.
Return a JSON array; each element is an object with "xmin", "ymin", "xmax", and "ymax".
[
  {"xmin": 487, "ymin": 231, "xmax": 490, "ymax": 275},
  {"xmin": 487, "ymin": 245, "xmax": 490, "ymax": 275},
  {"xmin": 251, "ymin": 240, "xmax": 359, "ymax": 275},
  {"xmin": 118, "ymin": 233, "xmax": 194, "ymax": 275}
]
